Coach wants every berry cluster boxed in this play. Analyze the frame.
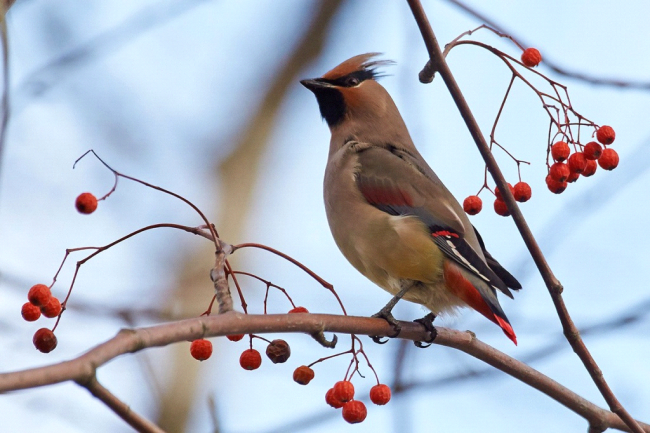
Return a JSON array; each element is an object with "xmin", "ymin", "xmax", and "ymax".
[
  {"xmin": 463, "ymin": 180, "xmax": 531, "ymax": 217},
  {"xmin": 323, "ymin": 381, "xmax": 391, "ymax": 423},
  {"xmin": 21, "ymin": 284, "xmax": 63, "ymax": 353}
]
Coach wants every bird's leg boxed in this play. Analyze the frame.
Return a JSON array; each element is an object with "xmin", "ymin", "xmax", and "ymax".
[
  {"xmin": 370, "ymin": 281, "xmax": 415, "ymax": 344},
  {"xmin": 413, "ymin": 312, "xmax": 437, "ymax": 348}
]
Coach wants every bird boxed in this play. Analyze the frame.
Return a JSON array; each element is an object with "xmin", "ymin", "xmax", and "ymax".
[{"xmin": 300, "ymin": 53, "xmax": 521, "ymax": 345}]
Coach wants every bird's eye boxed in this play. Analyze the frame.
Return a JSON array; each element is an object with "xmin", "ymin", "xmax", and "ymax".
[{"xmin": 346, "ymin": 77, "xmax": 360, "ymax": 87}]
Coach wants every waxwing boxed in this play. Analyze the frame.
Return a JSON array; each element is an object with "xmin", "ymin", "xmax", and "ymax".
[{"xmin": 301, "ymin": 53, "xmax": 521, "ymax": 344}]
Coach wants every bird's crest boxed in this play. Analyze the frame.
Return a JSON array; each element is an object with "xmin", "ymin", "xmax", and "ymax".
[{"xmin": 322, "ymin": 53, "xmax": 394, "ymax": 81}]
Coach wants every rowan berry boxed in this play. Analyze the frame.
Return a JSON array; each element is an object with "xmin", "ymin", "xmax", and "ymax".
[
  {"xmin": 332, "ymin": 380, "xmax": 355, "ymax": 403},
  {"xmin": 33, "ymin": 328, "xmax": 57, "ymax": 353},
  {"xmin": 598, "ymin": 148, "xmax": 619, "ymax": 170},
  {"xmin": 513, "ymin": 182, "xmax": 531, "ymax": 202},
  {"xmin": 582, "ymin": 159, "xmax": 598, "ymax": 177},
  {"xmin": 546, "ymin": 175, "xmax": 567, "ymax": 194},
  {"xmin": 190, "ymin": 339, "xmax": 213, "ymax": 361},
  {"xmin": 266, "ymin": 339, "xmax": 291, "ymax": 364},
  {"xmin": 288, "ymin": 306, "xmax": 309, "ymax": 314},
  {"xmin": 370, "ymin": 384, "xmax": 392, "ymax": 405},
  {"xmin": 326, "ymin": 388, "xmax": 344, "ymax": 408},
  {"xmin": 28, "ymin": 284, "xmax": 51, "ymax": 307},
  {"xmin": 342, "ymin": 400, "xmax": 367, "ymax": 424},
  {"xmin": 41, "ymin": 297, "xmax": 62, "ymax": 318},
  {"xmin": 239, "ymin": 348, "xmax": 262, "ymax": 370},
  {"xmin": 551, "ymin": 141, "xmax": 570, "ymax": 162},
  {"xmin": 549, "ymin": 162, "xmax": 570, "ymax": 182},
  {"xmin": 521, "ymin": 48, "xmax": 542, "ymax": 67},
  {"xmin": 75, "ymin": 192, "xmax": 98, "ymax": 214},
  {"xmin": 493, "ymin": 199, "xmax": 510, "ymax": 217},
  {"xmin": 21, "ymin": 302, "xmax": 41, "ymax": 322},
  {"xmin": 583, "ymin": 141, "xmax": 602, "ymax": 160},
  {"xmin": 596, "ymin": 125, "xmax": 615, "ymax": 145},
  {"xmin": 293, "ymin": 365, "xmax": 315, "ymax": 385},
  {"xmin": 463, "ymin": 195, "xmax": 482, "ymax": 215},
  {"xmin": 494, "ymin": 183, "xmax": 514, "ymax": 201},
  {"xmin": 567, "ymin": 171, "xmax": 580, "ymax": 183},
  {"xmin": 568, "ymin": 152, "xmax": 587, "ymax": 174},
  {"xmin": 227, "ymin": 334, "xmax": 244, "ymax": 342}
]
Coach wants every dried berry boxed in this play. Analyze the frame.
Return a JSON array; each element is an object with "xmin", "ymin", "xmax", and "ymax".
[
  {"xmin": 582, "ymin": 159, "xmax": 598, "ymax": 177},
  {"xmin": 567, "ymin": 152, "xmax": 587, "ymax": 174},
  {"xmin": 513, "ymin": 182, "xmax": 531, "ymax": 202},
  {"xmin": 239, "ymin": 348, "xmax": 262, "ymax": 370},
  {"xmin": 227, "ymin": 334, "xmax": 244, "ymax": 342},
  {"xmin": 33, "ymin": 328, "xmax": 57, "ymax": 353},
  {"xmin": 288, "ymin": 306, "xmax": 309, "ymax": 314},
  {"xmin": 583, "ymin": 141, "xmax": 603, "ymax": 160},
  {"xmin": 293, "ymin": 365, "xmax": 315, "ymax": 385},
  {"xmin": 41, "ymin": 297, "xmax": 62, "ymax": 318},
  {"xmin": 551, "ymin": 141, "xmax": 570, "ymax": 162},
  {"xmin": 493, "ymin": 199, "xmax": 510, "ymax": 217},
  {"xmin": 546, "ymin": 175, "xmax": 567, "ymax": 194},
  {"xmin": 28, "ymin": 284, "xmax": 51, "ymax": 307},
  {"xmin": 598, "ymin": 148, "xmax": 619, "ymax": 170},
  {"xmin": 326, "ymin": 388, "xmax": 344, "ymax": 409},
  {"xmin": 521, "ymin": 48, "xmax": 542, "ymax": 67},
  {"xmin": 21, "ymin": 302, "xmax": 41, "ymax": 322},
  {"xmin": 494, "ymin": 183, "xmax": 514, "ymax": 201},
  {"xmin": 596, "ymin": 125, "xmax": 615, "ymax": 145},
  {"xmin": 75, "ymin": 192, "xmax": 98, "ymax": 214},
  {"xmin": 266, "ymin": 339, "xmax": 291, "ymax": 364},
  {"xmin": 342, "ymin": 400, "xmax": 367, "ymax": 424},
  {"xmin": 332, "ymin": 380, "xmax": 355, "ymax": 403},
  {"xmin": 549, "ymin": 162, "xmax": 570, "ymax": 183},
  {"xmin": 369, "ymin": 384, "xmax": 392, "ymax": 405},
  {"xmin": 463, "ymin": 195, "xmax": 482, "ymax": 215},
  {"xmin": 190, "ymin": 339, "xmax": 213, "ymax": 361}
]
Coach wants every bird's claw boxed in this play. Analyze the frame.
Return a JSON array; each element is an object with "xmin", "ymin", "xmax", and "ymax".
[
  {"xmin": 369, "ymin": 308, "xmax": 402, "ymax": 344},
  {"xmin": 413, "ymin": 313, "xmax": 437, "ymax": 348}
]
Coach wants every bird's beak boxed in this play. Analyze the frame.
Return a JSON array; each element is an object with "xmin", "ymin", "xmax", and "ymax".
[{"xmin": 300, "ymin": 79, "xmax": 332, "ymax": 93}]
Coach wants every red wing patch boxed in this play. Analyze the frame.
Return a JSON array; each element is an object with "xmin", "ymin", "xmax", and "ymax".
[{"xmin": 431, "ymin": 230, "xmax": 459, "ymax": 238}]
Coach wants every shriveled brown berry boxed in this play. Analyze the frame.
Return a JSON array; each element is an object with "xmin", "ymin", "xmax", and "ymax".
[
  {"xmin": 288, "ymin": 306, "xmax": 309, "ymax": 314},
  {"xmin": 598, "ymin": 148, "xmax": 619, "ymax": 170},
  {"xmin": 21, "ymin": 302, "xmax": 41, "ymax": 322},
  {"xmin": 568, "ymin": 152, "xmax": 587, "ymax": 174},
  {"xmin": 596, "ymin": 125, "xmax": 615, "ymax": 145},
  {"xmin": 28, "ymin": 284, "xmax": 51, "ymax": 307},
  {"xmin": 513, "ymin": 182, "xmax": 531, "ymax": 202},
  {"xmin": 546, "ymin": 175, "xmax": 567, "ymax": 194},
  {"xmin": 463, "ymin": 195, "xmax": 482, "ymax": 215},
  {"xmin": 75, "ymin": 192, "xmax": 98, "ymax": 214},
  {"xmin": 583, "ymin": 141, "xmax": 603, "ymax": 160},
  {"xmin": 293, "ymin": 365, "xmax": 315, "ymax": 385},
  {"xmin": 333, "ymin": 380, "xmax": 355, "ymax": 403},
  {"xmin": 325, "ymin": 388, "xmax": 344, "ymax": 409},
  {"xmin": 227, "ymin": 334, "xmax": 244, "ymax": 342},
  {"xmin": 369, "ymin": 384, "xmax": 392, "ymax": 405},
  {"xmin": 190, "ymin": 339, "xmax": 213, "ymax": 361},
  {"xmin": 549, "ymin": 162, "xmax": 570, "ymax": 182},
  {"xmin": 266, "ymin": 339, "xmax": 291, "ymax": 364},
  {"xmin": 494, "ymin": 183, "xmax": 514, "ymax": 201},
  {"xmin": 493, "ymin": 199, "xmax": 510, "ymax": 217},
  {"xmin": 551, "ymin": 141, "xmax": 570, "ymax": 162},
  {"xmin": 239, "ymin": 348, "xmax": 262, "ymax": 370},
  {"xmin": 567, "ymin": 171, "xmax": 580, "ymax": 183},
  {"xmin": 33, "ymin": 328, "xmax": 57, "ymax": 353},
  {"xmin": 41, "ymin": 297, "xmax": 62, "ymax": 318},
  {"xmin": 521, "ymin": 48, "xmax": 542, "ymax": 67},
  {"xmin": 582, "ymin": 159, "xmax": 598, "ymax": 177},
  {"xmin": 342, "ymin": 400, "xmax": 367, "ymax": 424}
]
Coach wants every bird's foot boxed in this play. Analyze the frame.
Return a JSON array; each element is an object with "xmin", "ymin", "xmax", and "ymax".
[
  {"xmin": 413, "ymin": 313, "xmax": 437, "ymax": 348},
  {"xmin": 370, "ymin": 308, "xmax": 402, "ymax": 344}
]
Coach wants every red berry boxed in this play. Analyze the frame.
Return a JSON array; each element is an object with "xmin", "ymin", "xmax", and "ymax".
[
  {"xmin": 549, "ymin": 162, "xmax": 570, "ymax": 182},
  {"xmin": 227, "ymin": 334, "xmax": 244, "ymax": 342},
  {"xmin": 33, "ymin": 328, "xmax": 57, "ymax": 353},
  {"xmin": 493, "ymin": 199, "xmax": 510, "ymax": 217},
  {"xmin": 546, "ymin": 175, "xmax": 567, "ymax": 194},
  {"xmin": 41, "ymin": 297, "xmax": 62, "ymax": 318},
  {"xmin": 567, "ymin": 171, "xmax": 580, "ymax": 183},
  {"xmin": 75, "ymin": 192, "xmax": 98, "ymax": 214},
  {"xmin": 521, "ymin": 48, "xmax": 542, "ymax": 67},
  {"xmin": 288, "ymin": 306, "xmax": 309, "ymax": 314},
  {"xmin": 342, "ymin": 400, "xmax": 367, "ymax": 424},
  {"xmin": 239, "ymin": 348, "xmax": 262, "ymax": 370},
  {"xmin": 325, "ymin": 388, "xmax": 344, "ymax": 409},
  {"xmin": 598, "ymin": 148, "xmax": 619, "ymax": 170},
  {"xmin": 333, "ymin": 380, "xmax": 355, "ymax": 403},
  {"xmin": 582, "ymin": 159, "xmax": 598, "ymax": 177},
  {"xmin": 568, "ymin": 152, "xmax": 588, "ymax": 174},
  {"xmin": 21, "ymin": 302, "xmax": 41, "ymax": 322},
  {"xmin": 463, "ymin": 195, "xmax": 482, "ymax": 215},
  {"xmin": 293, "ymin": 365, "xmax": 315, "ymax": 385},
  {"xmin": 369, "ymin": 384, "xmax": 392, "ymax": 405},
  {"xmin": 583, "ymin": 141, "xmax": 603, "ymax": 160},
  {"xmin": 513, "ymin": 182, "xmax": 531, "ymax": 203},
  {"xmin": 190, "ymin": 339, "xmax": 213, "ymax": 361},
  {"xmin": 266, "ymin": 339, "xmax": 291, "ymax": 364},
  {"xmin": 28, "ymin": 284, "xmax": 51, "ymax": 307},
  {"xmin": 494, "ymin": 183, "xmax": 514, "ymax": 201},
  {"xmin": 551, "ymin": 141, "xmax": 570, "ymax": 162},
  {"xmin": 596, "ymin": 125, "xmax": 615, "ymax": 145}
]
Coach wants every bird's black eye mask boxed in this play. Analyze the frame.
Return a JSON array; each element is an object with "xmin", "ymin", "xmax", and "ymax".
[{"xmin": 318, "ymin": 69, "xmax": 376, "ymax": 88}]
